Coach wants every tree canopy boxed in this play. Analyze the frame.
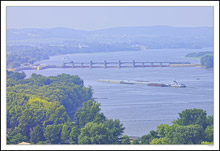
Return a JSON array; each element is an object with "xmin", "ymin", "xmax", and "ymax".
[{"xmin": 200, "ymin": 55, "xmax": 213, "ymax": 68}]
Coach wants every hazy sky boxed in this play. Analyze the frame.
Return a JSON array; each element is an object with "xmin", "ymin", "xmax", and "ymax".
[{"xmin": 7, "ymin": 6, "xmax": 213, "ymax": 30}]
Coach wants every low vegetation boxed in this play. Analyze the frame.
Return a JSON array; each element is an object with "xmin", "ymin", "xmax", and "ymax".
[
  {"xmin": 185, "ymin": 51, "xmax": 213, "ymax": 58},
  {"xmin": 185, "ymin": 51, "xmax": 213, "ymax": 68},
  {"xmin": 200, "ymin": 55, "xmax": 213, "ymax": 69}
]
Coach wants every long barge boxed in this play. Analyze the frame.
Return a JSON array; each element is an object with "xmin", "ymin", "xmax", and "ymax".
[{"xmin": 97, "ymin": 80, "xmax": 186, "ymax": 88}]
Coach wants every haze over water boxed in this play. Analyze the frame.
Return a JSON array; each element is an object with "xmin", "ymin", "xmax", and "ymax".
[{"xmin": 22, "ymin": 48, "xmax": 214, "ymax": 136}]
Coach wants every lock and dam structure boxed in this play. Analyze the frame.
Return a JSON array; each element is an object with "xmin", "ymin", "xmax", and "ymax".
[
  {"xmin": 11, "ymin": 60, "xmax": 201, "ymax": 71},
  {"xmin": 62, "ymin": 60, "xmax": 193, "ymax": 69}
]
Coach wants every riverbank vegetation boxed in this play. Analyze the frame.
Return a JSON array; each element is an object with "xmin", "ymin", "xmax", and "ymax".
[
  {"xmin": 185, "ymin": 51, "xmax": 213, "ymax": 58},
  {"xmin": 6, "ymin": 71, "xmax": 125, "ymax": 144},
  {"xmin": 200, "ymin": 55, "xmax": 213, "ymax": 69},
  {"xmin": 140, "ymin": 108, "xmax": 213, "ymax": 144},
  {"xmin": 185, "ymin": 51, "xmax": 213, "ymax": 68},
  {"xmin": 6, "ymin": 71, "xmax": 213, "ymax": 144},
  {"xmin": 6, "ymin": 44, "xmax": 139, "ymax": 69}
]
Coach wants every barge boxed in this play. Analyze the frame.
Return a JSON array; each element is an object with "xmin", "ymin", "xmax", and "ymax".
[{"xmin": 98, "ymin": 80, "xmax": 186, "ymax": 88}]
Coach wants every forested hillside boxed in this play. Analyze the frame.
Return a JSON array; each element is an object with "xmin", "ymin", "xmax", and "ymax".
[
  {"xmin": 6, "ymin": 71, "xmax": 125, "ymax": 144},
  {"xmin": 7, "ymin": 26, "xmax": 213, "ymax": 68}
]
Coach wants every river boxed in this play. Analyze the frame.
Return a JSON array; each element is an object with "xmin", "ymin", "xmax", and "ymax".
[{"xmin": 23, "ymin": 48, "xmax": 213, "ymax": 137}]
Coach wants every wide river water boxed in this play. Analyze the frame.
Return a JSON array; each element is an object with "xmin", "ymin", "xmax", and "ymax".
[{"xmin": 23, "ymin": 48, "xmax": 213, "ymax": 137}]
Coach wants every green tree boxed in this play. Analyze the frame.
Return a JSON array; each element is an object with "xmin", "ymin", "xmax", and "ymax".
[
  {"xmin": 140, "ymin": 130, "xmax": 159, "ymax": 144},
  {"xmin": 132, "ymin": 139, "xmax": 139, "ymax": 144},
  {"xmin": 7, "ymin": 71, "xmax": 26, "ymax": 81},
  {"xmin": 61, "ymin": 122, "xmax": 75, "ymax": 143},
  {"xmin": 204, "ymin": 125, "xmax": 213, "ymax": 142},
  {"xmin": 206, "ymin": 115, "xmax": 213, "ymax": 126},
  {"xmin": 44, "ymin": 124, "xmax": 63, "ymax": 144},
  {"xmin": 69, "ymin": 126, "xmax": 80, "ymax": 144},
  {"xmin": 75, "ymin": 100, "xmax": 106, "ymax": 128},
  {"xmin": 150, "ymin": 137, "xmax": 170, "ymax": 144},
  {"xmin": 172, "ymin": 124, "xmax": 205, "ymax": 144},
  {"xmin": 18, "ymin": 109, "xmax": 38, "ymax": 139},
  {"xmin": 174, "ymin": 108, "xmax": 208, "ymax": 129},
  {"xmin": 7, "ymin": 92, "xmax": 30, "ymax": 128},
  {"xmin": 200, "ymin": 55, "xmax": 213, "ymax": 68},
  {"xmin": 156, "ymin": 124, "xmax": 170, "ymax": 138},
  {"xmin": 7, "ymin": 127, "xmax": 27, "ymax": 144},
  {"xmin": 78, "ymin": 122, "xmax": 112, "ymax": 144},
  {"xmin": 103, "ymin": 119, "xmax": 125, "ymax": 144},
  {"xmin": 30, "ymin": 125, "xmax": 45, "ymax": 144},
  {"xmin": 149, "ymin": 130, "xmax": 159, "ymax": 138},
  {"xmin": 9, "ymin": 133, "xmax": 27, "ymax": 144},
  {"xmin": 121, "ymin": 135, "xmax": 130, "ymax": 144},
  {"xmin": 141, "ymin": 134, "xmax": 152, "ymax": 144}
]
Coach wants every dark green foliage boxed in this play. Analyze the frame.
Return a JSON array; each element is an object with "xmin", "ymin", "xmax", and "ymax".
[
  {"xmin": 141, "ymin": 109, "xmax": 213, "ymax": 144},
  {"xmin": 69, "ymin": 126, "xmax": 80, "ymax": 144},
  {"xmin": 172, "ymin": 124, "xmax": 205, "ymax": 144},
  {"xmin": 9, "ymin": 133, "xmax": 27, "ymax": 144},
  {"xmin": 206, "ymin": 115, "xmax": 213, "ymax": 126},
  {"xmin": 78, "ymin": 122, "xmax": 113, "ymax": 144},
  {"xmin": 204, "ymin": 125, "xmax": 213, "ymax": 142},
  {"xmin": 7, "ymin": 70, "xmax": 26, "ymax": 81},
  {"xmin": 7, "ymin": 71, "xmax": 26, "ymax": 87},
  {"xmin": 141, "ymin": 134, "xmax": 152, "ymax": 144},
  {"xmin": 7, "ymin": 92, "xmax": 30, "ymax": 128},
  {"xmin": 132, "ymin": 139, "xmax": 139, "ymax": 144},
  {"xmin": 44, "ymin": 124, "xmax": 63, "ymax": 144},
  {"xmin": 7, "ymin": 127, "xmax": 27, "ymax": 144},
  {"xmin": 75, "ymin": 100, "xmax": 106, "ymax": 128},
  {"xmin": 156, "ymin": 124, "xmax": 170, "ymax": 138},
  {"xmin": 149, "ymin": 130, "xmax": 159, "ymax": 138},
  {"xmin": 140, "ymin": 130, "xmax": 159, "ymax": 144},
  {"xmin": 61, "ymin": 122, "xmax": 75, "ymax": 143},
  {"xmin": 18, "ymin": 109, "xmax": 38, "ymax": 139},
  {"xmin": 30, "ymin": 125, "xmax": 45, "ymax": 144},
  {"xmin": 103, "ymin": 119, "xmax": 125, "ymax": 144},
  {"xmin": 200, "ymin": 55, "xmax": 213, "ymax": 68},
  {"xmin": 121, "ymin": 135, "xmax": 131, "ymax": 144},
  {"xmin": 76, "ymin": 101, "xmax": 125, "ymax": 144},
  {"xmin": 7, "ymin": 73, "xmax": 92, "ymax": 120},
  {"xmin": 174, "ymin": 108, "xmax": 208, "ymax": 129},
  {"xmin": 6, "ymin": 72, "xmax": 125, "ymax": 145},
  {"xmin": 11, "ymin": 97, "xmax": 67, "ymax": 144}
]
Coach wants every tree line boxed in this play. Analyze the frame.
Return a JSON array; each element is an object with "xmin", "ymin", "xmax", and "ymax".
[{"xmin": 185, "ymin": 51, "xmax": 213, "ymax": 69}]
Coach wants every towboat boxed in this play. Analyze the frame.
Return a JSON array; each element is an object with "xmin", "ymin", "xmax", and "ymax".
[{"xmin": 168, "ymin": 81, "xmax": 186, "ymax": 88}]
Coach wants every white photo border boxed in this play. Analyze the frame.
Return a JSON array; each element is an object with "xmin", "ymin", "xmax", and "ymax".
[{"xmin": 1, "ymin": 1, "xmax": 219, "ymax": 150}]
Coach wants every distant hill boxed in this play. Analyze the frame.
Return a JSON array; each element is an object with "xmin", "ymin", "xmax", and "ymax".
[{"xmin": 7, "ymin": 26, "xmax": 213, "ymax": 49}]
